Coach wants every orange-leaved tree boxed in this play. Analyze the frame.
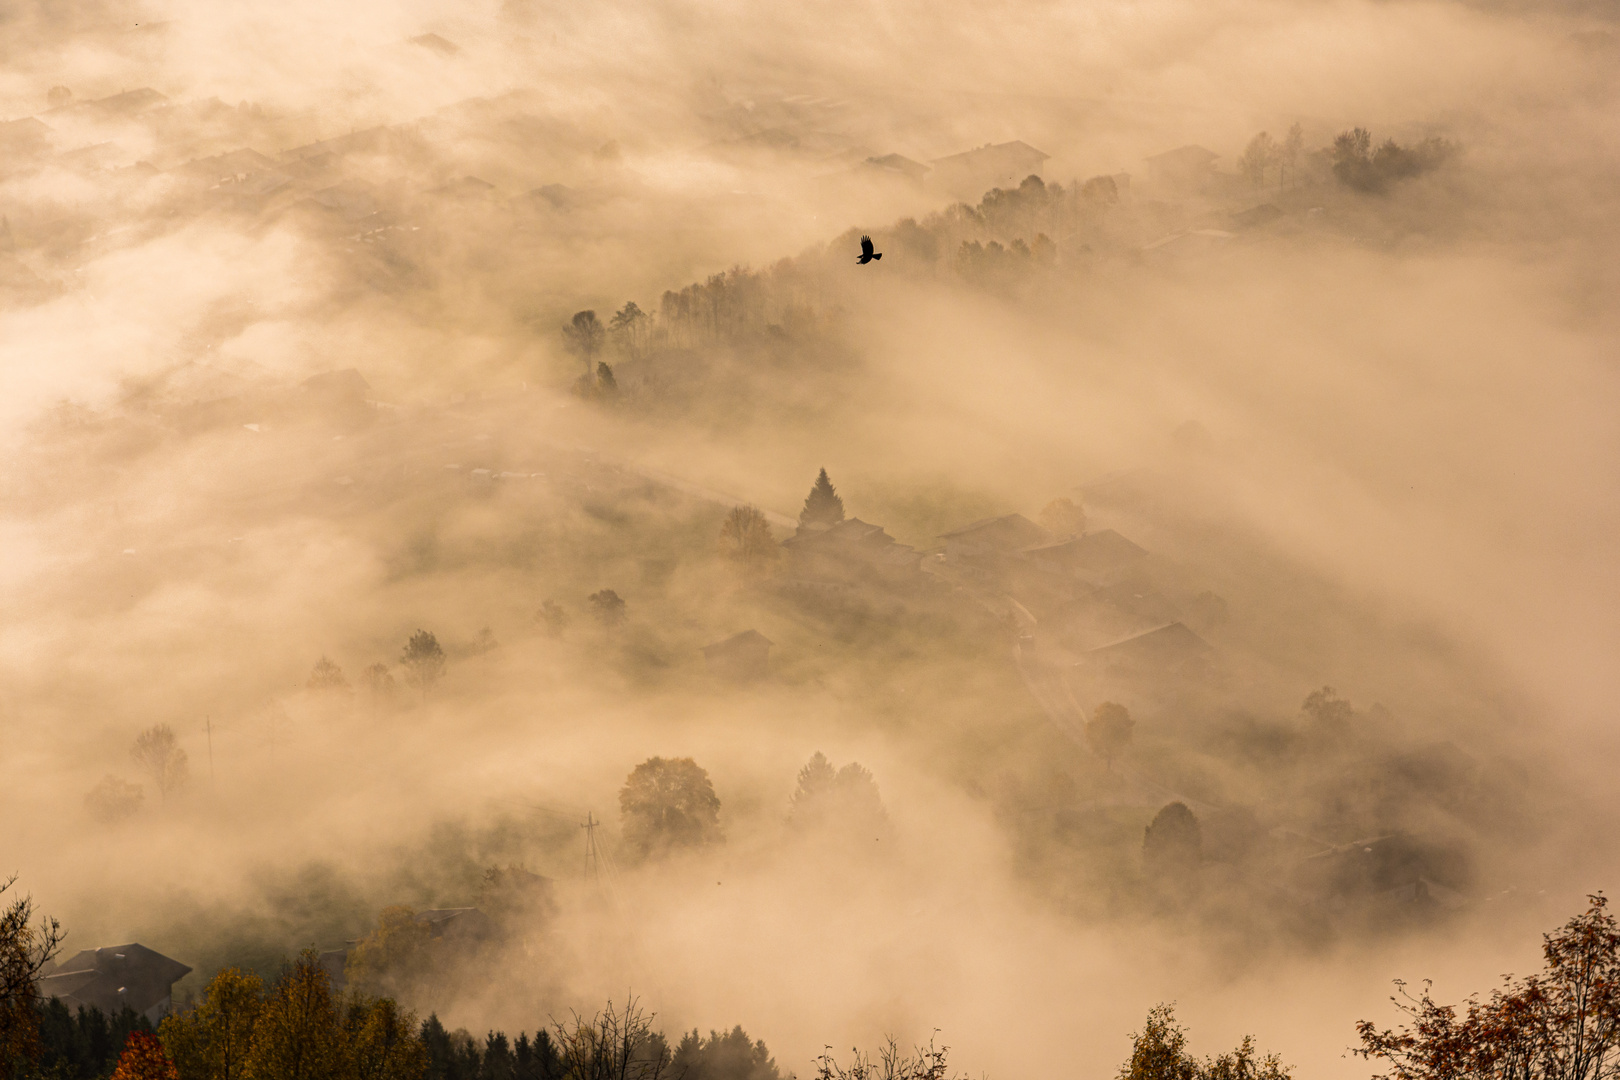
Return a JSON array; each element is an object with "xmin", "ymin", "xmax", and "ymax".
[
  {"xmin": 1356, "ymin": 894, "xmax": 1620, "ymax": 1080},
  {"xmin": 110, "ymin": 1032, "xmax": 180, "ymax": 1080}
]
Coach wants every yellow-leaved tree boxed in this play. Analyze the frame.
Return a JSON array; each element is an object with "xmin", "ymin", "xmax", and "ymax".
[{"xmin": 159, "ymin": 967, "xmax": 264, "ymax": 1080}]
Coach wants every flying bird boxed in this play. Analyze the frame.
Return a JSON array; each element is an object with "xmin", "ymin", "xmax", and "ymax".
[{"xmin": 857, "ymin": 235, "xmax": 882, "ymax": 264}]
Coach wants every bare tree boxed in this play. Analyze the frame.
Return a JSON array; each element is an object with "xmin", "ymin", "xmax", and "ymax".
[
  {"xmin": 131, "ymin": 724, "xmax": 190, "ymax": 805},
  {"xmin": 552, "ymin": 998, "xmax": 673, "ymax": 1080},
  {"xmin": 1, "ymin": 876, "xmax": 66, "ymax": 1070},
  {"xmin": 814, "ymin": 1035, "xmax": 962, "ymax": 1080}
]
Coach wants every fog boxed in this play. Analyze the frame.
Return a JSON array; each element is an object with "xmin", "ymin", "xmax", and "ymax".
[{"xmin": 4, "ymin": 0, "xmax": 1620, "ymax": 1078}]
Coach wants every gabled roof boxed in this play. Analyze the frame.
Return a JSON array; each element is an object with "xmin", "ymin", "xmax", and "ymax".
[
  {"xmin": 783, "ymin": 517, "xmax": 896, "ymax": 549},
  {"xmin": 1022, "ymin": 529, "xmax": 1148, "ymax": 573},
  {"xmin": 1089, "ymin": 621, "xmax": 1211, "ymax": 662},
  {"xmin": 38, "ymin": 943, "xmax": 192, "ymax": 1018},
  {"xmin": 939, "ymin": 513, "xmax": 1048, "ymax": 548},
  {"xmin": 863, "ymin": 153, "xmax": 929, "ymax": 180},
  {"xmin": 1146, "ymin": 144, "xmax": 1219, "ymax": 165},
  {"xmin": 931, "ymin": 140, "xmax": 1049, "ymax": 167},
  {"xmin": 702, "ymin": 629, "xmax": 773, "ymax": 657}
]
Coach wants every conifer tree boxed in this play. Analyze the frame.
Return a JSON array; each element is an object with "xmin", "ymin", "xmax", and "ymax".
[{"xmin": 798, "ymin": 469, "xmax": 845, "ymax": 528}]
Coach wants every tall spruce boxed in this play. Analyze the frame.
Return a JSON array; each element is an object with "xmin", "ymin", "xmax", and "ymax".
[{"xmin": 799, "ymin": 469, "xmax": 845, "ymax": 528}]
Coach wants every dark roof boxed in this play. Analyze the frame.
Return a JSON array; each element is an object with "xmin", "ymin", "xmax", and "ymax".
[
  {"xmin": 39, "ymin": 944, "xmax": 192, "ymax": 1018},
  {"xmin": 89, "ymin": 89, "xmax": 168, "ymax": 115},
  {"xmin": 931, "ymin": 140, "xmax": 1049, "ymax": 167},
  {"xmin": 702, "ymin": 630, "xmax": 773, "ymax": 657},
  {"xmin": 179, "ymin": 148, "xmax": 279, "ymax": 178},
  {"xmin": 1022, "ymin": 529, "xmax": 1148, "ymax": 573},
  {"xmin": 939, "ymin": 513, "xmax": 1048, "ymax": 548}
]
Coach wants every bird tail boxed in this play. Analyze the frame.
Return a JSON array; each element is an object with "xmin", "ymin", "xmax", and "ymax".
[{"xmin": 873, "ymin": 253, "xmax": 882, "ymax": 260}]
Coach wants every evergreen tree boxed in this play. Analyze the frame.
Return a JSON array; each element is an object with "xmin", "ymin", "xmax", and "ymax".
[
  {"xmin": 1143, "ymin": 802, "xmax": 1202, "ymax": 875},
  {"xmin": 798, "ymin": 469, "xmax": 844, "ymax": 528}
]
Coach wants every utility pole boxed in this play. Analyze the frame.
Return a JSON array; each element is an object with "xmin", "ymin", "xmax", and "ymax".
[{"xmin": 581, "ymin": 811, "xmax": 601, "ymax": 886}]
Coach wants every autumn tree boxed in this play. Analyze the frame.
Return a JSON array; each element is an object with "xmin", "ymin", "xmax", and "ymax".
[
  {"xmin": 109, "ymin": 1031, "xmax": 179, "ymax": 1080},
  {"xmin": 344, "ymin": 996, "xmax": 426, "ymax": 1080},
  {"xmin": 799, "ymin": 469, "xmax": 845, "ymax": 529},
  {"xmin": 1, "ymin": 877, "xmax": 64, "ymax": 1078},
  {"xmin": 1118, "ymin": 1005, "xmax": 1289, "ymax": 1080},
  {"xmin": 345, "ymin": 908, "xmax": 436, "ymax": 1008},
  {"xmin": 1356, "ymin": 894, "xmax": 1620, "ymax": 1080},
  {"xmin": 563, "ymin": 311, "xmax": 605, "ymax": 377},
  {"xmin": 245, "ymin": 950, "xmax": 344, "ymax": 1080},
  {"xmin": 85, "ymin": 775, "xmax": 144, "ymax": 822},
  {"xmin": 307, "ymin": 657, "xmax": 349, "ymax": 691},
  {"xmin": 159, "ymin": 967, "xmax": 264, "ymax": 1080},
  {"xmin": 1086, "ymin": 702, "xmax": 1134, "ymax": 770},
  {"xmin": 399, "ymin": 631, "xmax": 446, "ymax": 698},
  {"xmin": 718, "ymin": 506, "xmax": 777, "ymax": 570},
  {"xmin": 619, "ymin": 757, "xmax": 723, "ymax": 860},
  {"xmin": 131, "ymin": 725, "xmax": 189, "ymax": 805},
  {"xmin": 1038, "ymin": 497, "xmax": 1086, "ymax": 539}
]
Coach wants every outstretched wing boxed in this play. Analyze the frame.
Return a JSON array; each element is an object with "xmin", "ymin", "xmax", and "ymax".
[{"xmin": 860, "ymin": 235, "xmax": 874, "ymax": 257}]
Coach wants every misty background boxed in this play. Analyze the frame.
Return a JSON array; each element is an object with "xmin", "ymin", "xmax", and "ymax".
[{"xmin": 4, "ymin": 0, "xmax": 1620, "ymax": 1077}]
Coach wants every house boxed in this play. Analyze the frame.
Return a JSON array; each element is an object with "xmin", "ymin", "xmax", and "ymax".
[
  {"xmin": 1145, "ymin": 145, "xmax": 1219, "ymax": 192},
  {"xmin": 929, "ymin": 141, "xmax": 1050, "ymax": 200},
  {"xmin": 413, "ymin": 908, "xmax": 494, "ymax": 944},
  {"xmin": 860, "ymin": 153, "xmax": 929, "ymax": 183},
  {"xmin": 1022, "ymin": 529, "xmax": 1149, "ymax": 583},
  {"xmin": 1084, "ymin": 621, "xmax": 1211, "ymax": 675},
  {"xmin": 938, "ymin": 513, "xmax": 1049, "ymax": 559},
  {"xmin": 37, "ymin": 944, "xmax": 192, "ymax": 1023},
  {"xmin": 780, "ymin": 518, "xmax": 924, "ymax": 590},
  {"xmin": 701, "ymin": 629, "xmax": 773, "ymax": 681}
]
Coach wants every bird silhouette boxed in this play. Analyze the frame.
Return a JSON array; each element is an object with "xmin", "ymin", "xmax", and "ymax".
[{"xmin": 857, "ymin": 235, "xmax": 882, "ymax": 264}]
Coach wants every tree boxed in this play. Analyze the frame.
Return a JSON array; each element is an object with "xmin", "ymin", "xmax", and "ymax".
[
  {"xmin": 160, "ymin": 967, "xmax": 264, "ymax": 1080},
  {"xmin": 1240, "ymin": 132, "xmax": 1278, "ymax": 190},
  {"xmin": 799, "ymin": 469, "xmax": 845, "ymax": 529},
  {"xmin": 619, "ymin": 757, "xmax": 723, "ymax": 860},
  {"xmin": 1, "ymin": 876, "xmax": 64, "ymax": 1077},
  {"xmin": 244, "ymin": 950, "xmax": 343, "ymax": 1080},
  {"xmin": 1332, "ymin": 128, "xmax": 1377, "ymax": 191},
  {"xmin": 362, "ymin": 664, "xmax": 397, "ymax": 708},
  {"xmin": 307, "ymin": 657, "xmax": 349, "ymax": 691},
  {"xmin": 609, "ymin": 301, "xmax": 650, "ymax": 360},
  {"xmin": 1118, "ymin": 1005, "xmax": 1289, "ymax": 1080},
  {"xmin": 1038, "ymin": 497, "xmax": 1086, "ymax": 538},
  {"xmin": 588, "ymin": 590, "xmax": 627, "ymax": 628},
  {"xmin": 673, "ymin": 1027, "xmax": 782, "ymax": 1080},
  {"xmin": 551, "ymin": 999, "xmax": 671, "ymax": 1080},
  {"xmin": 563, "ymin": 311, "xmax": 605, "ymax": 377},
  {"xmin": 1143, "ymin": 803, "xmax": 1201, "ymax": 875},
  {"xmin": 1301, "ymin": 687, "xmax": 1353, "ymax": 733},
  {"xmin": 109, "ymin": 1031, "xmax": 179, "ymax": 1080},
  {"xmin": 536, "ymin": 600, "xmax": 569, "ymax": 638},
  {"xmin": 1086, "ymin": 702, "xmax": 1134, "ymax": 770},
  {"xmin": 345, "ymin": 997, "xmax": 426, "ymax": 1080},
  {"xmin": 345, "ymin": 908, "xmax": 436, "ymax": 1007},
  {"xmin": 814, "ymin": 1035, "xmax": 961, "ymax": 1080},
  {"xmin": 1356, "ymin": 894, "xmax": 1620, "ymax": 1080},
  {"xmin": 131, "ymin": 725, "xmax": 189, "ymax": 806},
  {"xmin": 85, "ymin": 775, "xmax": 144, "ymax": 822},
  {"xmin": 400, "ymin": 631, "xmax": 446, "ymax": 698},
  {"xmin": 1279, "ymin": 123, "xmax": 1304, "ymax": 189},
  {"xmin": 595, "ymin": 362, "xmax": 618, "ymax": 396},
  {"xmin": 718, "ymin": 506, "xmax": 777, "ymax": 569},
  {"xmin": 787, "ymin": 753, "xmax": 888, "ymax": 838}
]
